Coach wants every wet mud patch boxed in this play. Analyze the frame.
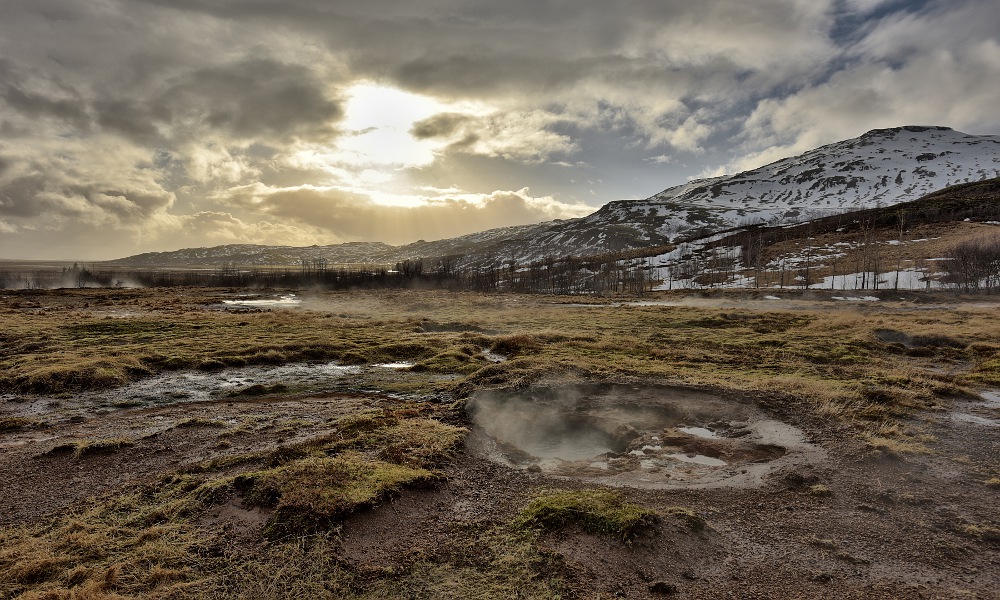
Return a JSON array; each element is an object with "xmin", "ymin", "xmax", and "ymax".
[
  {"xmin": 466, "ymin": 384, "xmax": 824, "ymax": 489},
  {"xmin": 948, "ymin": 390, "xmax": 1000, "ymax": 428},
  {"xmin": 538, "ymin": 517, "xmax": 722, "ymax": 599}
]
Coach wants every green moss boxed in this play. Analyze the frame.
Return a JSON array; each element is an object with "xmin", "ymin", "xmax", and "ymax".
[
  {"xmin": 236, "ymin": 453, "xmax": 437, "ymax": 539},
  {"xmin": 515, "ymin": 489, "xmax": 658, "ymax": 542},
  {"xmin": 413, "ymin": 349, "xmax": 482, "ymax": 374}
]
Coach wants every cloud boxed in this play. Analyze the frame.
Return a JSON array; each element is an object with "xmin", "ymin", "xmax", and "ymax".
[
  {"xmin": 0, "ymin": 0, "xmax": 997, "ymax": 259},
  {"xmin": 148, "ymin": 211, "xmax": 329, "ymax": 248},
  {"xmin": 214, "ymin": 183, "xmax": 593, "ymax": 245},
  {"xmin": 410, "ymin": 113, "xmax": 471, "ymax": 140},
  {"xmin": 716, "ymin": 0, "xmax": 1000, "ymax": 173},
  {"xmin": 157, "ymin": 59, "xmax": 343, "ymax": 143},
  {"xmin": 0, "ymin": 134, "xmax": 175, "ymax": 224},
  {"xmin": 411, "ymin": 110, "xmax": 577, "ymax": 162}
]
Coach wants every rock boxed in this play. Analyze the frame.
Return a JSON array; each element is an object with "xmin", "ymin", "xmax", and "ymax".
[
  {"xmin": 809, "ymin": 571, "xmax": 834, "ymax": 583},
  {"xmin": 649, "ymin": 581, "xmax": 678, "ymax": 594}
]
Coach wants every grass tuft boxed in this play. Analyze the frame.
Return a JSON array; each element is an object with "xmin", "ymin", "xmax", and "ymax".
[
  {"xmin": 0, "ymin": 417, "xmax": 46, "ymax": 433},
  {"xmin": 962, "ymin": 524, "xmax": 1000, "ymax": 543},
  {"xmin": 807, "ymin": 484, "xmax": 833, "ymax": 497},
  {"xmin": 515, "ymin": 489, "xmax": 658, "ymax": 542},
  {"xmin": 237, "ymin": 453, "xmax": 438, "ymax": 539}
]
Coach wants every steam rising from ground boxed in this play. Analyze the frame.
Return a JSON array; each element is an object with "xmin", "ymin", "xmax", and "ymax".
[{"xmin": 467, "ymin": 384, "xmax": 825, "ymax": 489}]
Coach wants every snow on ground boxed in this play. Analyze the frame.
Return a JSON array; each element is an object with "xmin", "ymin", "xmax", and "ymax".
[
  {"xmin": 652, "ymin": 268, "xmax": 949, "ymax": 291},
  {"xmin": 816, "ymin": 268, "xmax": 946, "ymax": 290}
]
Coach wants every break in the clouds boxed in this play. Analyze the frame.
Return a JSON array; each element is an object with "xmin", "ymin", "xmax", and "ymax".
[{"xmin": 0, "ymin": 0, "xmax": 998, "ymax": 259}]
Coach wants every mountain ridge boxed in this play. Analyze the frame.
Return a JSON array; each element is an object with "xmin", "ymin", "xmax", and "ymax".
[{"xmin": 107, "ymin": 125, "xmax": 1000, "ymax": 268}]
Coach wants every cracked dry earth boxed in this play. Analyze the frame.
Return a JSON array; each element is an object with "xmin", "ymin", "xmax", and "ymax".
[{"xmin": 1, "ymin": 382, "xmax": 999, "ymax": 599}]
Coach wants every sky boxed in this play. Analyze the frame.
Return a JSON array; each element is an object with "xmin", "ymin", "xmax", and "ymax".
[{"xmin": 1, "ymin": 0, "xmax": 999, "ymax": 260}]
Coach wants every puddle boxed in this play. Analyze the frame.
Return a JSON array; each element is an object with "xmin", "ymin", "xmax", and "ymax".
[
  {"xmin": 951, "ymin": 413, "xmax": 1000, "ymax": 427},
  {"xmin": 945, "ymin": 391, "xmax": 1000, "ymax": 428},
  {"xmin": 222, "ymin": 294, "xmax": 301, "ymax": 308},
  {"xmin": 466, "ymin": 384, "xmax": 824, "ymax": 489},
  {"xmin": 481, "ymin": 349, "xmax": 507, "ymax": 363},
  {"xmin": 981, "ymin": 391, "xmax": 1000, "ymax": 409},
  {"xmin": 679, "ymin": 426, "xmax": 718, "ymax": 438},
  {"xmin": 101, "ymin": 361, "xmax": 356, "ymax": 406},
  {"xmin": 375, "ymin": 362, "xmax": 415, "ymax": 370},
  {"xmin": 663, "ymin": 453, "xmax": 728, "ymax": 467}
]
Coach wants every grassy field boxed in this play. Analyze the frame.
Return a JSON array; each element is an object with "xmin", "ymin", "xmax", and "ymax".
[
  {"xmin": 2, "ymin": 287, "xmax": 999, "ymax": 598},
  {"xmin": 3, "ymin": 288, "xmax": 996, "ymax": 430}
]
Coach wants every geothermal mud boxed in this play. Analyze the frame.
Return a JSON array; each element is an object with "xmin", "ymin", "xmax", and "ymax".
[{"xmin": 466, "ymin": 384, "xmax": 825, "ymax": 489}]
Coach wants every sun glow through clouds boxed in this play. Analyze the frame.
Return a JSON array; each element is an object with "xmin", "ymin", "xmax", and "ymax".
[{"xmin": 293, "ymin": 82, "xmax": 493, "ymax": 206}]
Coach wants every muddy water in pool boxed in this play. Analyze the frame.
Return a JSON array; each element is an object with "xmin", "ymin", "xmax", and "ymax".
[{"xmin": 466, "ymin": 384, "xmax": 825, "ymax": 489}]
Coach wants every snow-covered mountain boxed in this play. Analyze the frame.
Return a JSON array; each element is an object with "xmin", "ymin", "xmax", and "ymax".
[
  {"xmin": 591, "ymin": 125, "xmax": 1000, "ymax": 244},
  {"xmin": 449, "ymin": 126, "xmax": 1000, "ymax": 264},
  {"xmin": 110, "ymin": 126, "xmax": 1000, "ymax": 268}
]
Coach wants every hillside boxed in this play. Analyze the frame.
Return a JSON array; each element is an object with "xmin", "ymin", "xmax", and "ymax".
[
  {"xmin": 645, "ymin": 176, "xmax": 1000, "ymax": 291},
  {"xmin": 593, "ymin": 126, "xmax": 1000, "ymax": 241},
  {"xmin": 107, "ymin": 126, "xmax": 1000, "ymax": 270}
]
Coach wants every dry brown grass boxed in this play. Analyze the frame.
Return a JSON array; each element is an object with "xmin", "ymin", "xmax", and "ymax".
[
  {"xmin": 5, "ymin": 288, "xmax": 998, "ymax": 446},
  {"xmin": 0, "ymin": 403, "xmax": 467, "ymax": 599}
]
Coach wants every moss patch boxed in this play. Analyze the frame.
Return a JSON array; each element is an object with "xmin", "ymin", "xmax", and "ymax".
[
  {"xmin": 236, "ymin": 453, "xmax": 437, "ymax": 539},
  {"xmin": 516, "ymin": 489, "xmax": 659, "ymax": 542}
]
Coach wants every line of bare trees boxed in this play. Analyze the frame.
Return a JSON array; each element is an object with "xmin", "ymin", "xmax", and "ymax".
[
  {"xmin": 0, "ymin": 252, "xmax": 652, "ymax": 296},
  {"xmin": 943, "ymin": 235, "xmax": 1000, "ymax": 292}
]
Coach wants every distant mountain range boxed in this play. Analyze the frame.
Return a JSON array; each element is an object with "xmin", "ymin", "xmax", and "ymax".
[{"xmin": 109, "ymin": 126, "xmax": 1000, "ymax": 269}]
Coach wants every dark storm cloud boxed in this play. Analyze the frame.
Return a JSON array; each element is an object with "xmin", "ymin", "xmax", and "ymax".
[
  {"xmin": 0, "ymin": 59, "xmax": 90, "ymax": 131},
  {"xmin": 94, "ymin": 100, "xmax": 165, "ymax": 145},
  {"xmin": 0, "ymin": 173, "xmax": 173, "ymax": 222},
  {"xmin": 410, "ymin": 113, "xmax": 472, "ymax": 140},
  {"xmin": 54, "ymin": 58, "xmax": 343, "ymax": 146},
  {"xmin": 0, "ymin": 175, "xmax": 51, "ymax": 218},
  {"xmin": 157, "ymin": 59, "xmax": 343, "ymax": 142}
]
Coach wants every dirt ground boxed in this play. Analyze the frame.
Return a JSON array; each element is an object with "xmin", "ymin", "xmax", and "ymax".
[{"xmin": 1, "ymin": 290, "xmax": 999, "ymax": 599}]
